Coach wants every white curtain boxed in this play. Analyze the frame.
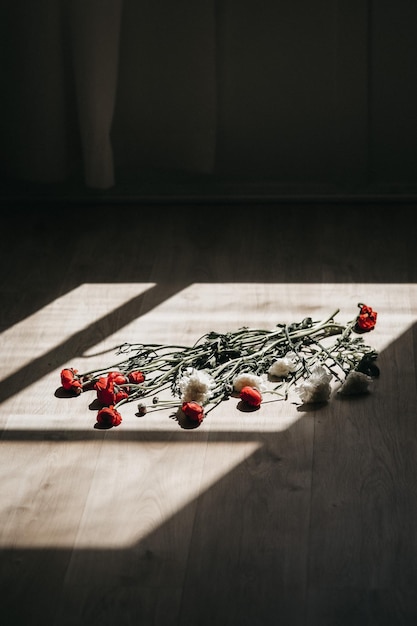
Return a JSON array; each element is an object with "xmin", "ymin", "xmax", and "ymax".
[{"xmin": 67, "ymin": 0, "xmax": 123, "ymax": 189}]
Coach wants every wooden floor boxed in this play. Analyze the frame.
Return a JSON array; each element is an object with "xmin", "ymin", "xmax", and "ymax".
[{"xmin": 1, "ymin": 203, "xmax": 417, "ymax": 625}]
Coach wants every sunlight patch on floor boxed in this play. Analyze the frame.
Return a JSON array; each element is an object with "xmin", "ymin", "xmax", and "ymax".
[
  {"xmin": 0, "ymin": 438, "xmax": 261, "ymax": 549},
  {"xmin": 1, "ymin": 282, "xmax": 416, "ymax": 550},
  {"xmin": 0, "ymin": 283, "xmax": 155, "ymax": 379}
]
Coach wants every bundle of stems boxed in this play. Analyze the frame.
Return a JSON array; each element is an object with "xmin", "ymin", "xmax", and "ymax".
[{"xmin": 68, "ymin": 307, "xmax": 378, "ymax": 418}]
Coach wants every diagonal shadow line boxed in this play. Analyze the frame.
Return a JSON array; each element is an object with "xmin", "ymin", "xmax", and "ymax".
[
  {"xmin": 0, "ymin": 281, "xmax": 189, "ymax": 405},
  {"xmin": 0, "ymin": 429, "xmax": 283, "ymax": 443}
]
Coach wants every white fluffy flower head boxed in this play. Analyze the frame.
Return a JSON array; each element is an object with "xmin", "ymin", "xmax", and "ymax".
[
  {"xmin": 295, "ymin": 364, "xmax": 332, "ymax": 404},
  {"xmin": 178, "ymin": 368, "xmax": 216, "ymax": 404},
  {"xmin": 268, "ymin": 351, "xmax": 298, "ymax": 378},
  {"xmin": 232, "ymin": 372, "xmax": 267, "ymax": 393}
]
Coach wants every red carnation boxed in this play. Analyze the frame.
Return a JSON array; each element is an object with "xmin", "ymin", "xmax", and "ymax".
[
  {"xmin": 182, "ymin": 401, "xmax": 205, "ymax": 424},
  {"xmin": 128, "ymin": 371, "xmax": 145, "ymax": 384},
  {"xmin": 240, "ymin": 386, "xmax": 262, "ymax": 407},
  {"xmin": 60, "ymin": 368, "xmax": 82, "ymax": 394},
  {"xmin": 96, "ymin": 405, "xmax": 122, "ymax": 427},
  {"xmin": 107, "ymin": 371, "xmax": 128, "ymax": 385},
  {"xmin": 355, "ymin": 304, "xmax": 377, "ymax": 332},
  {"xmin": 94, "ymin": 376, "xmax": 129, "ymax": 406}
]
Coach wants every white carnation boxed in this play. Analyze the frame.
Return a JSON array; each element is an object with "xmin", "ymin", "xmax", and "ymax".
[
  {"xmin": 338, "ymin": 370, "xmax": 373, "ymax": 396},
  {"xmin": 295, "ymin": 364, "xmax": 332, "ymax": 404},
  {"xmin": 268, "ymin": 351, "xmax": 298, "ymax": 378},
  {"xmin": 178, "ymin": 368, "xmax": 216, "ymax": 404},
  {"xmin": 232, "ymin": 372, "xmax": 267, "ymax": 393}
]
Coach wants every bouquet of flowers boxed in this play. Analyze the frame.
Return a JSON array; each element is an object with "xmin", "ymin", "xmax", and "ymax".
[{"xmin": 58, "ymin": 303, "xmax": 379, "ymax": 429}]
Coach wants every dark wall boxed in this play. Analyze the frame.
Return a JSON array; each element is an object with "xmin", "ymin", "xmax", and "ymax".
[{"xmin": 1, "ymin": 0, "xmax": 417, "ymax": 201}]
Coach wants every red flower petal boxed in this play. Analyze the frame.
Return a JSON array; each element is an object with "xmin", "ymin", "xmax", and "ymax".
[
  {"xmin": 182, "ymin": 401, "xmax": 205, "ymax": 424},
  {"xmin": 60, "ymin": 368, "xmax": 82, "ymax": 394},
  {"xmin": 240, "ymin": 386, "xmax": 262, "ymax": 407},
  {"xmin": 355, "ymin": 304, "xmax": 377, "ymax": 332},
  {"xmin": 94, "ymin": 377, "xmax": 129, "ymax": 406},
  {"xmin": 107, "ymin": 371, "xmax": 128, "ymax": 385},
  {"xmin": 96, "ymin": 405, "xmax": 122, "ymax": 427},
  {"xmin": 128, "ymin": 371, "xmax": 145, "ymax": 384}
]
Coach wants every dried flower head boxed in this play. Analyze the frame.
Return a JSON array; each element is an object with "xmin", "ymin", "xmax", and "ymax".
[
  {"xmin": 355, "ymin": 303, "xmax": 377, "ymax": 333},
  {"xmin": 96, "ymin": 405, "xmax": 122, "ymax": 427},
  {"xmin": 268, "ymin": 351, "xmax": 298, "ymax": 378},
  {"xmin": 240, "ymin": 386, "xmax": 263, "ymax": 407},
  {"xmin": 233, "ymin": 372, "xmax": 266, "ymax": 393},
  {"xmin": 60, "ymin": 368, "xmax": 83, "ymax": 394},
  {"xmin": 295, "ymin": 364, "xmax": 332, "ymax": 404},
  {"xmin": 178, "ymin": 368, "xmax": 216, "ymax": 404},
  {"xmin": 338, "ymin": 370, "xmax": 373, "ymax": 396},
  {"xmin": 137, "ymin": 402, "xmax": 147, "ymax": 415},
  {"xmin": 182, "ymin": 401, "xmax": 205, "ymax": 424}
]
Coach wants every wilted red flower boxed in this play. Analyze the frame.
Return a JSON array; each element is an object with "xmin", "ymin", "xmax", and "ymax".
[
  {"xmin": 94, "ymin": 376, "xmax": 129, "ymax": 406},
  {"xmin": 240, "ymin": 386, "xmax": 262, "ymax": 407},
  {"xmin": 60, "ymin": 368, "xmax": 83, "ymax": 394},
  {"xmin": 128, "ymin": 371, "xmax": 145, "ymax": 384},
  {"xmin": 182, "ymin": 401, "xmax": 205, "ymax": 424},
  {"xmin": 96, "ymin": 405, "xmax": 122, "ymax": 427},
  {"xmin": 355, "ymin": 304, "xmax": 377, "ymax": 332},
  {"xmin": 107, "ymin": 371, "xmax": 128, "ymax": 385}
]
